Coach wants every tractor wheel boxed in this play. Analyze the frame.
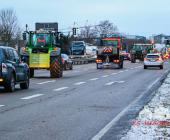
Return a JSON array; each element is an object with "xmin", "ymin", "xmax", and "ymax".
[
  {"xmin": 50, "ymin": 55, "xmax": 62, "ymax": 78},
  {"xmin": 131, "ymin": 55, "xmax": 136, "ymax": 63}
]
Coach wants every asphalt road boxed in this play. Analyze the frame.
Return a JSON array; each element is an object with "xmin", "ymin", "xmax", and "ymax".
[{"xmin": 0, "ymin": 59, "xmax": 170, "ymax": 140}]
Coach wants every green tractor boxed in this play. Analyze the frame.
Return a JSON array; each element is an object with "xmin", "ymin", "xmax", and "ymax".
[
  {"xmin": 20, "ymin": 22, "xmax": 63, "ymax": 78},
  {"xmin": 130, "ymin": 44, "xmax": 153, "ymax": 63}
]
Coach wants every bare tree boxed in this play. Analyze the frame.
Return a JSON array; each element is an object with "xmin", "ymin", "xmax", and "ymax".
[{"xmin": 0, "ymin": 7, "xmax": 23, "ymax": 47}]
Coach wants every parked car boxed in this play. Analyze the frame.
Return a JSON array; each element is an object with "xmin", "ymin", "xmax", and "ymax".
[
  {"xmin": 61, "ymin": 54, "xmax": 73, "ymax": 70},
  {"xmin": 144, "ymin": 53, "xmax": 163, "ymax": 69},
  {"xmin": 0, "ymin": 46, "xmax": 29, "ymax": 92}
]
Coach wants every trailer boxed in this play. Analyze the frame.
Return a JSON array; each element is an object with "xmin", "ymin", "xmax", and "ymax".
[{"xmin": 96, "ymin": 38, "xmax": 124, "ymax": 69}]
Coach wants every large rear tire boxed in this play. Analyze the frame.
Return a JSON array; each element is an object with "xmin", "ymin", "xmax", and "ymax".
[
  {"xmin": 50, "ymin": 55, "xmax": 62, "ymax": 78},
  {"xmin": 131, "ymin": 55, "xmax": 136, "ymax": 63}
]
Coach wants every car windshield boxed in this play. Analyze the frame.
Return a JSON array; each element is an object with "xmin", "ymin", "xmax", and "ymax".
[
  {"xmin": 31, "ymin": 33, "xmax": 51, "ymax": 47},
  {"xmin": 104, "ymin": 40, "xmax": 118, "ymax": 46},
  {"xmin": 73, "ymin": 42, "xmax": 84, "ymax": 46},
  {"xmin": 92, "ymin": 49, "xmax": 96, "ymax": 51},
  {"xmin": 147, "ymin": 55, "xmax": 159, "ymax": 58},
  {"xmin": 133, "ymin": 45, "xmax": 152, "ymax": 51},
  {"xmin": 72, "ymin": 46, "xmax": 84, "ymax": 50}
]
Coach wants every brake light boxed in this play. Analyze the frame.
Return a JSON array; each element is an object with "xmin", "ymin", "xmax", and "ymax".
[
  {"xmin": 157, "ymin": 58, "xmax": 161, "ymax": 61},
  {"xmin": 23, "ymin": 53, "xmax": 26, "ymax": 54},
  {"xmin": 114, "ymin": 60, "xmax": 119, "ymax": 62},
  {"xmin": 96, "ymin": 59, "xmax": 102, "ymax": 62},
  {"xmin": 62, "ymin": 60, "xmax": 65, "ymax": 62},
  {"xmin": 132, "ymin": 51, "xmax": 134, "ymax": 53},
  {"xmin": 53, "ymin": 47, "xmax": 58, "ymax": 51},
  {"xmin": 128, "ymin": 55, "xmax": 130, "ymax": 57},
  {"xmin": 121, "ymin": 53, "xmax": 123, "ymax": 55},
  {"xmin": 0, "ymin": 79, "xmax": 3, "ymax": 82},
  {"xmin": 23, "ymin": 47, "xmax": 27, "ymax": 51},
  {"xmin": 53, "ymin": 53, "xmax": 57, "ymax": 55},
  {"xmin": 144, "ymin": 58, "xmax": 149, "ymax": 61},
  {"xmin": 2, "ymin": 63, "xmax": 7, "ymax": 73}
]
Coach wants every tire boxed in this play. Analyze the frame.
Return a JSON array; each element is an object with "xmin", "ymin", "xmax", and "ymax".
[
  {"xmin": 50, "ymin": 55, "xmax": 62, "ymax": 78},
  {"xmin": 144, "ymin": 65, "xmax": 147, "ymax": 69},
  {"xmin": 4, "ymin": 73, "xmax": 15, "ymax": 92},
  {"xmin": 70, "ymin": 64, "xmax": 73, "ymax": 70},
  {"xmin": 20, "ymin": 72, "xmax": 29, "ymax": 89},
  {"xmin": 160, "ymin": 65, "xmax": 163, "ymax": 69},
  {"xmin": 131, "ymin": 55, "xmax": 136, "ymax": 63}
]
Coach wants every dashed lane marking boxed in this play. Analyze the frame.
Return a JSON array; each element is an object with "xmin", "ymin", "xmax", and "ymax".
[
  {"xmin": 124, "ymin": 70, "xmax": 129, "ymax": 71},
  {"xmin": 21, "ymin": 94, "xmax": 44, "ymax": 100},
  {"xmin": 74, "ymin": 82, "xmax": 86, "ymax": 85},
  {"xmin": 90, "ymin": 78, "xmax": 99, "ymax": 80},
  {"xmin": 118, "ymin": 71, "xmax": 124, "ymax": 73},
  {"xmin": 105, "ymin": 81, "xmax": 125, "ymax": 85},
  {"xmin": 111, "ymin": 73, "xmax": 117, "ymax": 75},
  {"xmin": 0, "ymin": 105, "xmax": 5, "ymax": 107},
  {"xmin": 53, "ymin": 87, "xmax": 69, "ymax": 91},
  {"xmin": 37, "ymin": 80, "xmax": 55, "ymax": 84},
  {"xmin": 130, "ymin": 68, "xmax": 134, "ymax": 69},
  {"xmin": 102, "ymin": 75, "xmax": 109, "ymax": 77}
]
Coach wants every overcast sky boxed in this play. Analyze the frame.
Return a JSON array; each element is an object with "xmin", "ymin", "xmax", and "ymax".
[{"xmin": 1, "ymin": 0, "xmax": 170, "ymax": 38}]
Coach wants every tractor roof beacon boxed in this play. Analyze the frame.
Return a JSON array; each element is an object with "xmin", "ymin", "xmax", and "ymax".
[{"xmin": 20, "ymin": 22, "xmax": 63, "ymax": 78}]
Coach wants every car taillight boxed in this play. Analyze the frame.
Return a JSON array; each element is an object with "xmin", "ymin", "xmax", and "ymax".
[
  {"xmin": 2, "ymin": 63, "xmax": 7, "ymax": 73},
  {"xmin": 53, "ymin": 47, "xmax": 58, "ymax": 51},
  {"xmin": 114, "ymin": 60, "xmax": 119, "ymax": 62},
  {"xmin": 157, "ymin": 58, "xmax": 161, "ymax": 61},
  {"xmin": 62, "ymin": 60, "xmax": 65, "ymax": 62},
  {"xmin": 23, "ymin": 47, "xmax": 27, "ymax": 51},
  {"xmin": 144, "ymin": 58, "xmax": 149, "ymax": 60},
  {"xmin": 128, "ymin": 55, "xmax": 130, "ymax": 57},
  {"xmin": 96, "ymin": 59, "xmax": 102, "ymax": 62}
]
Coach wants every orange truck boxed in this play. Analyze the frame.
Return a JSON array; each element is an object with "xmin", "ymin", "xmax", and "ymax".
[{"xmin": 96, "ymin": 38, "xmax": 124, "ymax": 69}]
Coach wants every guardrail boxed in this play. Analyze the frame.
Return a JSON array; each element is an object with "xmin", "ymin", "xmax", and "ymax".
[{"xmin": 71, "ymin": 57, "xmax": 96, "ymax": 65}]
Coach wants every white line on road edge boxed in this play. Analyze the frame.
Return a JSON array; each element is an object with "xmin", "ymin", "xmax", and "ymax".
[
  {"xmin": 74, "ymin": 82, "xmax": 86, "ymax": 85},
  {"xmin": 134, "ymin": 67, "xmax": 138, "ymax": 68},
  {"xmin": 102, "ymin": 75, "xmax": 109, "ymax": 77},
  {"xmin": 130, "ymin": 68, "xmax": 134, "ymax": 69},
  {"xmin": 0, "ymin": 105, "xmax": 4, "ymax": 107},
  {"xmin": 90, "ymin": 78, "xmax": 99, "ymax": 80},
  {"xmin": 21, "ymin": 94, "xmax": 44, "ymax": 100},
  {"xmin": 91, "ymin": 78, "xmax": 160, "ymax": 140},
  {"xmin": 53, "ymin": 87, "xmax": 69, "ymax": 91},
  {"xmin": 111, "ymin": 73, "xmax": 117, "ymax": 75},
  {"xmin": 37, "ymin": 80, "xmax": 55, "ymax": 84}
]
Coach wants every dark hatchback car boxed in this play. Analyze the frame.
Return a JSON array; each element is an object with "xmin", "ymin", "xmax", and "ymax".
[
  {"xmin": 0, "ymin": 46, "xmax": 29, "ymax": 92},
  {"xmin": 123, "ymin": 52, "xmax": 131, "ymax": 61},
  {"xmin": 61, "ymin": 54, "xmax": 73, "ymax": 70}
]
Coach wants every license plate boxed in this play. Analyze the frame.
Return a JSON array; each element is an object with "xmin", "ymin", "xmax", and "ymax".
[
  {"xmin": 124, "ymin": 58, "xmax": 127, "ymax": 59},
  {"xmin": 151, "ymin": 60, "xmax": 155, "ymax": 62}
]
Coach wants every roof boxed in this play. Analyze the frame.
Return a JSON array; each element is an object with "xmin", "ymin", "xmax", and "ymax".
[{"xmin": 147, "ymin": 53, "xmax": 160, "ymax": 55}]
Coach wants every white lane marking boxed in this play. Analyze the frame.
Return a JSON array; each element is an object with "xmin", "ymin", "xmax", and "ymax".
[
  {"xmin": 111, "ymin": 73, "xmax": 117, "ymax": 75},
  {"xmin": 74, "ymin": 82, "xmax": 86, "ymax": 85},
  {"xmin": 0, "ymin": 105, "xmax": 5, "ymax": 107},
  {"xmin": 21, "ymin": 94, "xmax": 44, "ymax": 100},
  {"xmin": 124, "ymin": 70, "xmax": 129, "ymax": 71},
  {"xmin": 102, "ymin": 75, "xmax": 109, "ymax": 77},
  {"xmin": 130, "ymin": 68, "xmax": 134, "ymax": 69},
  {"xmin": 90, "ymin": 78, "xmax": 99, "ymax": 80},
  {"xmin": 119, "ymin": 71, "xmax": 124, "ymax": 73},
  {"xmin": 53, "ymin": 87, "xmax": 68, "ymax": 91},
  {"xmin": 37, "ymin": 80, "xmax": 55, "ymax": 84},
  {"xmin": 134, "ymin": 67, "xmax": 138, "ymax": 68},
  {"xmin": 105, "ymin": 81, "xmax": 125, "ymax": 85},
  {"xmin": 91, "ymin": 78, "xmax": 160, "ymax": 140}
]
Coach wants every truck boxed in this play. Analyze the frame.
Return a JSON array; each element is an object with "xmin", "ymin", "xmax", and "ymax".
[
  {"xmin": 90, "ymin": 46, "xmax": 98, "ymax": 57},
  {"xmin": 130, "ymin": 44, "xmax": 153, "ymax": 63},
  {"xmin": 20, "ymin": 22, "xmax": 63, "ymax": 78},
  {"xmin": 96, "ymin": 38, "xmax": 124, "ymax": 69},
  {"xmin": 69, "ymin": 41, "xmax": 91, "ymax": 58}
]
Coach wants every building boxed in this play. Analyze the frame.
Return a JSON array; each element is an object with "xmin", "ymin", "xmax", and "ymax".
[
  {"xmin": 149, "ymin": 34, "xmax": 170, "ymax": 44},
  {"xmin": 125, "ymin": 35, "xmax": 146, "ymax": 40}
]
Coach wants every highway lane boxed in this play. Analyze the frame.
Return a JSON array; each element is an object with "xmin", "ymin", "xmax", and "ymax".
[{"xmin": 0, "ymin": 59, "xmax": 169, "ymax": 140}]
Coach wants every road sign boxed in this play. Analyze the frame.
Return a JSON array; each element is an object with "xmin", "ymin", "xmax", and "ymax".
[{"xmin": 73, "ymin": 28, "xmax": 76, "ymax": 35}]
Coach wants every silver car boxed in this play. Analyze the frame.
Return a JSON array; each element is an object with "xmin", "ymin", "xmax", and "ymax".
[{"xmin": 144, "ymin": 54, "xmax": 163, "ymax": 69}]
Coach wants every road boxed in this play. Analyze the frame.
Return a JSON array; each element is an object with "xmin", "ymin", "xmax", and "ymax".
[{"xmin": 0, "ymin": 59, "xmax": 170, "ymax": 140}]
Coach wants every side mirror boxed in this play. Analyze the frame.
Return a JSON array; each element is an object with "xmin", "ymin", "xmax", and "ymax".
[
  {"xmin": 23, "ymin": 33, "xmax": 26, "ymax": 40},
  {"xmin": 21, "ymin": 57, "xmax": 26, "ymax": 62}
]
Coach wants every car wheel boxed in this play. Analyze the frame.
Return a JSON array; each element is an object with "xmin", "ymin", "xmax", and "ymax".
[
  {"xmin": 70, "ymin": 64, "xmax": 73, "ymax": 70},
  {"xmin": 160, "ymin": 65, "xmax": 163, "ymax": 69},
  {"xmin": 4, "ymin": 73, "xmax": 15, "ymax": 92},
  {"xmin": 144, "ymin": 65, "xmax": 147, "ymax": 69},
  {"xmin": 20, "ymin": 72, "xmax": 29, "ymax": 89}
]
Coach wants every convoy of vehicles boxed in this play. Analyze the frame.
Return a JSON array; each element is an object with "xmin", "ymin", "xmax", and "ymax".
[
  {"xmin": 144, "ymin": 54, "xmax": 163, "ymax": 69},
  {"xmin": 61, "ymin": 54, "xmax": 73, "ymax": 70},
  {"xmin": 0, "ymin": 46, "xmax": 29, "ymax": 92},
  {"xmin": 20, "ymin": 22, "xmax": 63, "ymax": 78},
  {"xmin": 130, "ymin": 44, "xmax": 153, "ymax": 63},
  {"xmin": 96, "ymin": 38, "xmax": 124, "ymax": 69}
]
